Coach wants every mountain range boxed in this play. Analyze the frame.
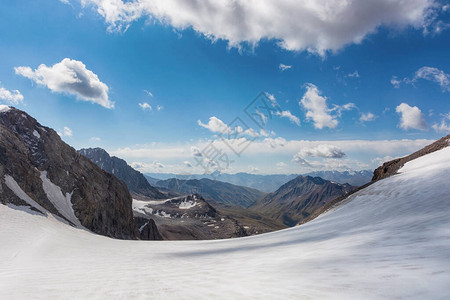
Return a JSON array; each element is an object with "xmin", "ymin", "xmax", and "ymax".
[
  {"xmin": 154, "ymin": 177, "xmax": 265, "ymax": 207},
  {"xmin": 146, "ymin": 170, "xmax": 372, "ymax": 193},
  {"xmin": 2, "ymin": 119, "xmax": 449, "ymax": 298}
]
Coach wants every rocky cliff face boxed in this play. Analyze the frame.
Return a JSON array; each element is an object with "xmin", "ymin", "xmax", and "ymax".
[
  {"xmin": 250, "ymin": 175, "xmax": 353, "ymax": 226},
  {"xmin": 79, "ymin": 147, "xmax": 165, "ymax": 199},
  {"xmin": 0, "ymin": 106, "xmax": 138, "ymax": 239}
]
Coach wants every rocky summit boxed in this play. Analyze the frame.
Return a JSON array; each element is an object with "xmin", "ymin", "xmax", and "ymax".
[
  {"xmin": 0, "ymin": 106, "xmax": 152, "ymax": 240},
  {"xmin": 79, "ymin": 147, "xmax": 165, "ymax": 199},
  {"xmin": 250, "ymin": 175, "xmax": 353, "ymax": 226}
]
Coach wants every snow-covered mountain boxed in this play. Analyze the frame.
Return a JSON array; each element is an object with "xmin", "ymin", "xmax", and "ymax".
[{"xmin": 1, "ymin": 131, "xmax": 449, "ymax": 298}]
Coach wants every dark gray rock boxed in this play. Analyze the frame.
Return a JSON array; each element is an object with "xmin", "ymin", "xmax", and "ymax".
[
  {"xmin": 79, "ymin": 147, "xmax": 165, "ymax": 199},
  {"xmin": 0, "ymin": 107, "xmax": 137, "ymax": 239}
]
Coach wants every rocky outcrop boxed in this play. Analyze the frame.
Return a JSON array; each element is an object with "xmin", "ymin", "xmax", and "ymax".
[
  {"xmin": 133, "ymin": 194, "xmax": 250, "ymax": 240},
  {"xmin": 372, "ymin": 134, "xmax": 450, "ymax": 181},
  {"xmin": 250, "ymin": 176, "xmax": 353, "ymax": 226},
  {"xmin": 134, "ymin": 217, "xmax": 163, "ymax": 240},
  {"xmin": 0, "ymin": 106, "xmax": 137, "ymax": 239},
  {"xmin": 79, "ymin": 147, "xmax": 165, "ymax": 199}
]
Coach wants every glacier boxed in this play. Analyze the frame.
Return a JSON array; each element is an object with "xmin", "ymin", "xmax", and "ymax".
[{"xmin": 0, "ymin": 147, "xmax": 449, "ymax": 299}]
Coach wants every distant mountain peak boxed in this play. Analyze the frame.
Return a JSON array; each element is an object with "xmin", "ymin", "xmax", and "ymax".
[{"xmin": 79, "ymin": 147, "xmax": 165, "ymax": 199}]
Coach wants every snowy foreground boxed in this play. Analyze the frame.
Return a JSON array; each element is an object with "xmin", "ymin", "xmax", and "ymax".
[{"xmin": 1, "ymin": 149, "xmax": 450, "ymax": 299}]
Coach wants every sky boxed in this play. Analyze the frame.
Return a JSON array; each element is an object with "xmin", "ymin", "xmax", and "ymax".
[{"xmin": 0, "ymin": 0, "xmax": 449, "ymax": 175}]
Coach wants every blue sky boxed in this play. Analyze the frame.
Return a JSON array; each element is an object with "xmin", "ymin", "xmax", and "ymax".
[{"xmin": 0, "ymin": 0, "xmax": 449, "ymax": 174}]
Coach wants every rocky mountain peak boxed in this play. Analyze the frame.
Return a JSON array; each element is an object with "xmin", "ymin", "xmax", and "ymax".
[
  {"xmin": 0, "ymin": 107, "xmax": 140, "ymax": 239},
  {"xmin": 79, "ymin": 147, "xmax": 166, "ymax": 199}
]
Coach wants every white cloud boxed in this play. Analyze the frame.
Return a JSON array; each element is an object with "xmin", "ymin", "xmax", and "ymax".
[
  {"xmin": 0, "ymin": 87, "xmax": 23, "ymax": 105},
  {"xmin": 110, "ymin": 138, "xmax": 433, "ymax": 173},
  {"xmin": 396, "ymin": 102, "xmax": 427, "ymax": 131},
  {"xmin": 184, "ymin": 161, "xmax": 193, "ymax": 168},
  {"xmin": 279, "ymin": 64, "xmax": 292, "ymax": 71},
  {"xmin": 90, "ymin": 136, "xmax": 101, "ymax": 141},
  {"xmin": 414, "ymin": 66, "xmax": 450, "ymax": 91},
  {"xmin": 392, "ymin": 67, "xmax": 450, "ymax": 91},
  {"xmin": 297, "ymin": 144, "xmax": 346, "ymax": 158},
  {"xmin": 276, "ymin": 110, "xmax": 301, "ymax": 126},
  {"xmin": 190, "ymin": 146, "xmax": 203, "ymax": 157},
  {"xmin": 431, "ymin": 112, "xmax": 450, "ymax": 133},
  {"xmin": 144, "ymin": 90, "xmax": 153, "ymax": 97},
  {"xmin": 58, "ymin": 126, "xmax": 73, "ymax": 137},
  {"xmin": 347, "ymin": 70, "xmax": 360, "ymax": 78},
  {"xmin": 15, "ymin": 58, "xmax": 113, "ymax": 108},
  {"xmin": 371, "ymin": 155, "xmax": 395, "ymax": 166},
  {"xmin": 360, "ymin": 112, "xmax": 377, "ymax": 122},
  {"xmin": 82, "ymin": 0, "xmax": 437, "ymax": 55},
  {"xmin": 276, "ymin": 162, "xmax": 287, "ymax": 167},
  {"xmin": 300, "ymin": 83, "xmax": 344, "ymax": 129},
  {"xmin": 156, "ymin": 105, "xmax": 163, "ymax": 111},
  {"xmin": 292, "ymin": 154, "xmax": 311, "ymax": 166},
  {"xmin": 132, "ymin": 161, "xmax": 164, "ymax": 171},
  {"xmin": 198, "ymin": 116, "xmax": 232, "ymax": 134},
  {"xmin": 391, "ymin": 76, "xmax": 401, "ymax": 88},
  {"xmin": 139, "ymin": 102, "xmax": 152, "ymax": 111}
]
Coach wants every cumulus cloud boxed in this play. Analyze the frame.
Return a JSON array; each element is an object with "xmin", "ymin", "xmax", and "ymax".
[
  {"xmin": 139, "ymin": 102, "xmax": 152, "ymax": 111},
  {"xmin": 279, "ymin": 64, "xmax": 292, "ymax": 71},
  {"xmin": 396, "ymin": 102, "xmax": 427, "ymax": 131},
  {"xmin": 15, "ymin": 58, "xmax": 113, "ymax": 108},
  {"xmin": 297, "ymin": 144, "xmax": 346, "ymax": 158},
  {"xmin": 431, "ymin": 112, "xmax": 450, "ymax": 133},
  {"xmin": 360, "ymin": 112, "xmax": 377, "ymax": 122},
  {"xmin": 198, "ymin": 116, "xmax": 232, "ymax": 134},
  {"xmin": 0, "ymin": 86, "xmax": 23, "ymax": 105},
  {"xmin": 300, "ymin": 83, "xmax": 355, "ymax": 129},
  {"xmin": 82, "ymin": 0, "xmax": 438, "ymax": 55},
  {"xmin": 392, "ymin": 66, "xmax": 450, "ymax": 92}
]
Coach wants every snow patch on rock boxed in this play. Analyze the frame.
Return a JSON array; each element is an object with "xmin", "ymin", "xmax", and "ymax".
[{"xmin": 39, "ymin": 171, "xmax": 81, "ymax": 228}]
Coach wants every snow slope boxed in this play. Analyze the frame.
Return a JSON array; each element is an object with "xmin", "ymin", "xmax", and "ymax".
[{"xmin": 1, "ymin": 148, "xmax": 450, "ymax": 299}]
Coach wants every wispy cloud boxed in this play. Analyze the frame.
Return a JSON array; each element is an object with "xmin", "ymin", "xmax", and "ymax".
[
  {"xmin": 58, "ymin": 126, "xmax": 73, "ymax": 137},
  {"xmin": 139, "ymin": 102, "xmax": 152, "ymax": 111},
  {"xmin": 391, "ymin": 66, "xmax": 450, "ymax": 92},
  {"xmin": 279, "ymin": 64, "xmax": 292, "ymax": 71}
]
